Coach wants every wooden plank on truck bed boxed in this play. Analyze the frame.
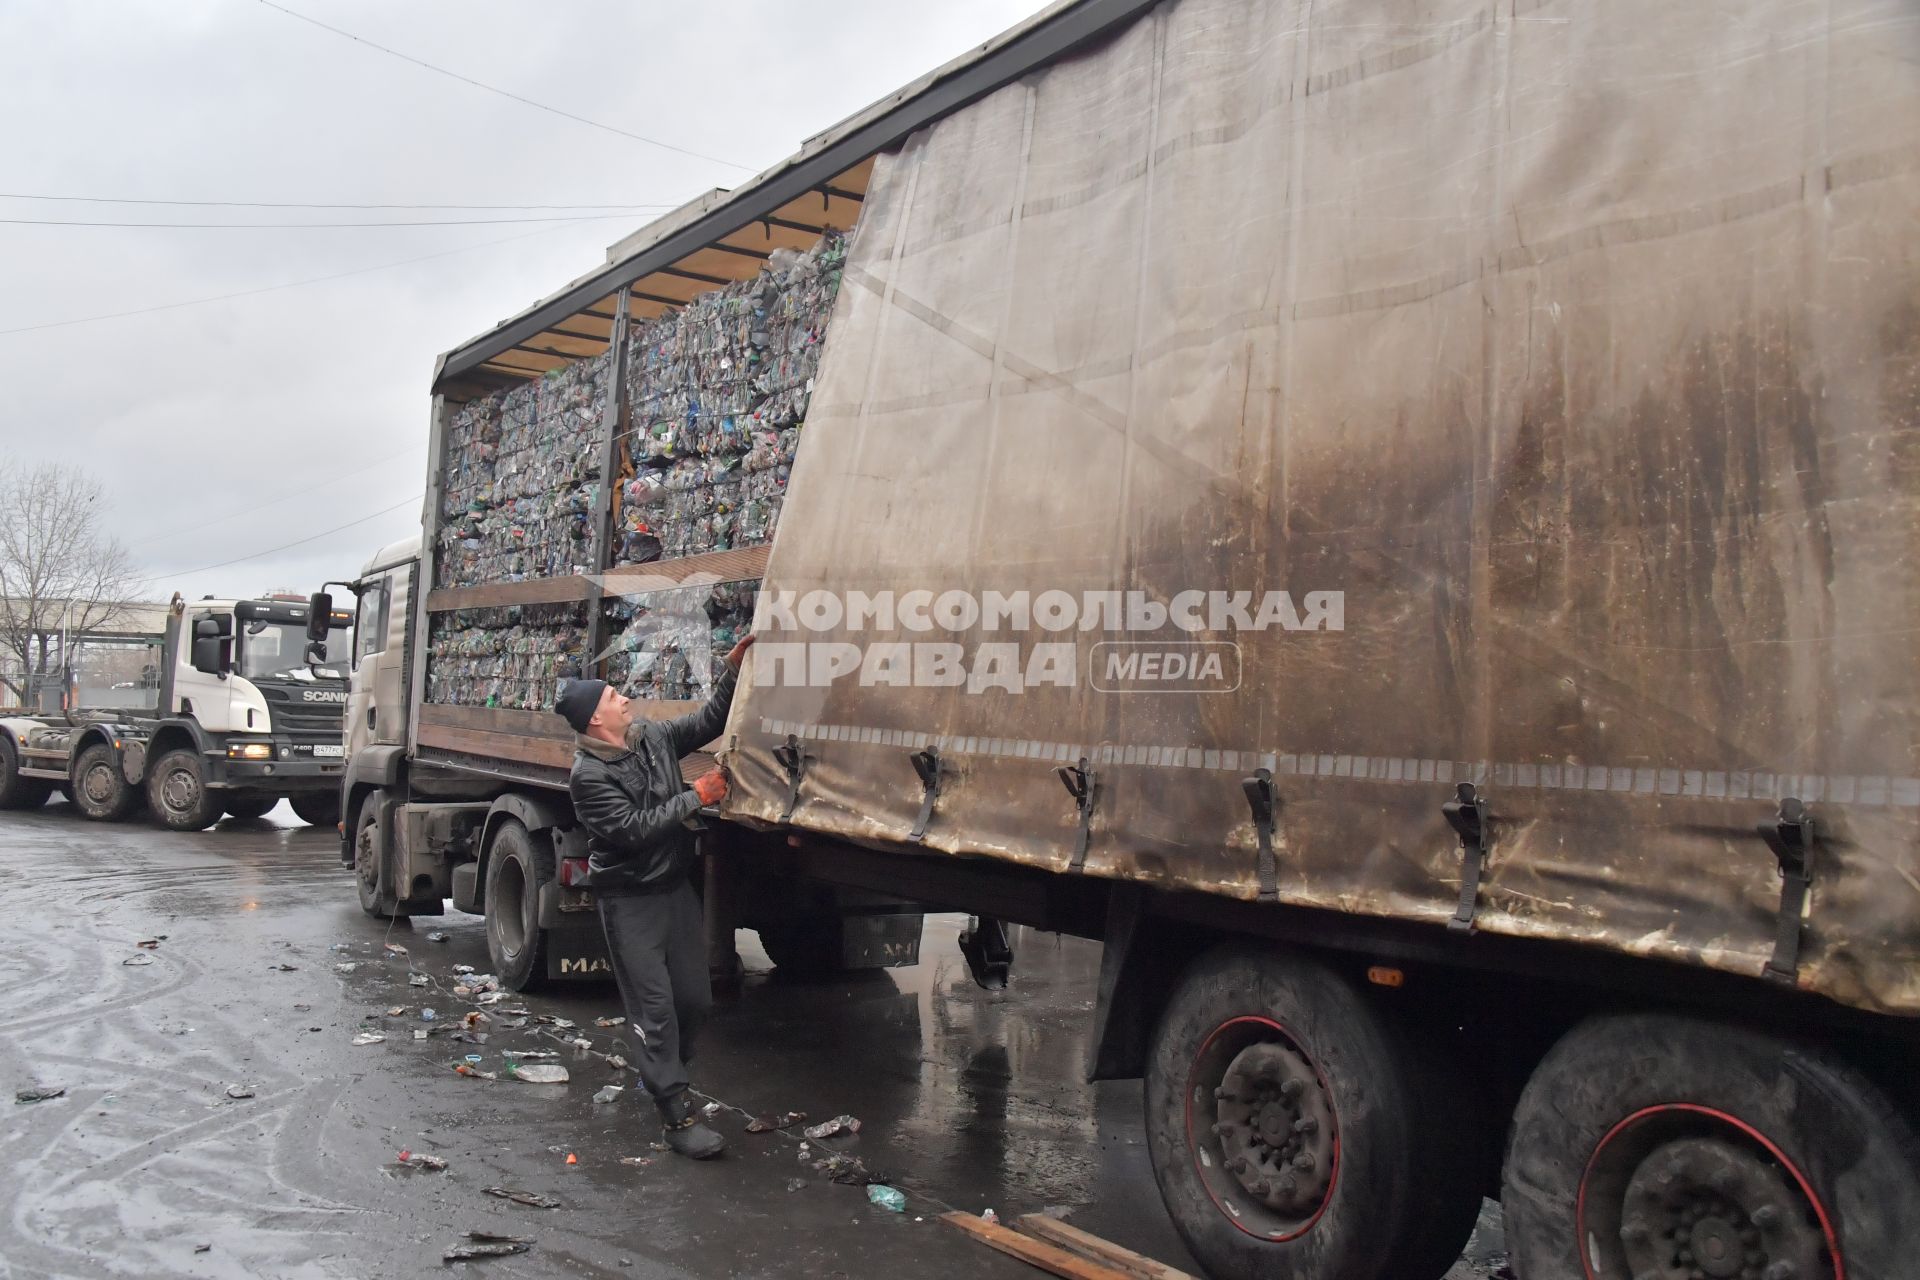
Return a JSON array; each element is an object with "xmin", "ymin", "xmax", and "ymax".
[
  {"xmin": 938, "ymin": 1213, "xmax": 1133, "ymax": 1280},
  {"xmin": 1013, "ymin": 1216, "xmax": 1198, "ymax": 1280},
  {"xmin": 424, "ymin": 545, "xmax": 770, "ymax": 614}
]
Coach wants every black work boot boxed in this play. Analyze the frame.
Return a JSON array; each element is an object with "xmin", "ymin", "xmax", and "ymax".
[{"xmin": 658, "ymin": 1091, "xmax": 726, "ymax": 1159}]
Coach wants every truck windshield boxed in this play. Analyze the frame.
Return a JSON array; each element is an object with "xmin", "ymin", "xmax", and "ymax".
[{"xmin": 237, "ymin": 620, "xmax": 351, "ymax": 682}]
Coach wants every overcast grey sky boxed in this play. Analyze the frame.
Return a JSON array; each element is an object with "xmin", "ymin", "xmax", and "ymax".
[{"xmin": 0, "ymin": 0, "xmax": 1049, "ymax": 603}]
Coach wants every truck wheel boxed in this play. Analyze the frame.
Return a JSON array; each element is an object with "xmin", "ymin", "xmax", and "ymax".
[
  {"xmin": 756, "ymin": 915, "xmax": 846, "ymax": 975},
  {"xmin": 147, "ymin": 749, "xmax": 221, "ymax": 831},
  {"xmin": 1503, "ymin": 1013, "xmax": 1920, "ymax": 1280},
  {"xmin": 484, "ymin": 819, "xmax": 550, "ymax": 992},
  {"xmin": 71, "ymin": 743, "xmax": 137, "ymax": 822},
  {"xmin": 1144, "ymin": 945, "xmax": 1480, "ymax": 1280},
  {"xmin": 353, "ymin": 790, "xmax": 397, "ymax": 919},
  {"xmin": 0, "ymin": 737, "xmax": 52, "ymax": 810},
  {"xmin": 224, "ymin": 793, "xmax": 277, "ymax": 821},
  {"xmin": 290, "ymin": 793, "xmax": 340, "ymax": 828}
]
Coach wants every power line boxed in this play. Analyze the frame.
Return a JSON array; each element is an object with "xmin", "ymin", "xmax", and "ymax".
[
  {"xmin": 143, "ymin": 445, "xmax": 423, "ymax": 547},
  {"xmin": 1, "ymin": 213, "xmax": 638, "ymax": 229},
  {"xmin": 153, "ymin": 494, "xmax": 422, "ymax": 580},
  {"xmin": 255, "ymin": 0, "xmax": 756, "ymax": 172},
  {"xmin": 0, "ymin": 191, "xmax": 679, "ymax": 212},
  {"xmin": 0, "ymin": 220, "xmax": 591, "ymax": 337}
]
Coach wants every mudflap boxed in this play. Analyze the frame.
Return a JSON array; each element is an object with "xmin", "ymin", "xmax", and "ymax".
[{"xmin": 544, "ymin": 927, "xmax": 612, "ymax": 981}]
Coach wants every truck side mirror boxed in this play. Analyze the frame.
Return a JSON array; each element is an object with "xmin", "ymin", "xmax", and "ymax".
[
  {"xmin": 191, "ymin": 617, "xmax": 232, "ymax": 676},
  {"xmin": 306, "ymin": 592, "xmax": 334, "ymax": 643}
]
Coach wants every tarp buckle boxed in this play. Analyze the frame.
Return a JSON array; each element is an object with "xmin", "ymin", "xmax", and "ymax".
[
  {"xmin": 772, "ymin": 734, "xmax": 808, "ymax": 823},
  {"xmin": 1759, "ymin": 797, "xmax": 1816, "ymax": 983},
  {"xmin": 1241, "ymin": 769, "xmax": 1280, "ymax": 902},
  {"xmin": 1056, "ymin": 757, "xmax": 1100, "ymax": 873},
  {"xmin": 1442, "ymin": 782, "xmax": 1490, "ymax": 934},
  {"xmin": 908, "ymin": 746, "xmax": 943, "ymax": 842}
]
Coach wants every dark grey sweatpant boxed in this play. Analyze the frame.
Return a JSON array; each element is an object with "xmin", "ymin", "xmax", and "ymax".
[{"xmin": 596, "ymin": 880, "xmax": 711, "ymax": 1105}]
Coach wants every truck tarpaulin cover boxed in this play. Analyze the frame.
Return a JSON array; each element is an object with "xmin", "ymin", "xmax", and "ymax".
[{"xmin": 724, "ymin": 0, "xmax": 1920, "ymax": 1015}]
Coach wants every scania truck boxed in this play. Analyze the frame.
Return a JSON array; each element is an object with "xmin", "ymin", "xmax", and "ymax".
[{"xmin": 0, "ymin": 592, "xmax": 352, "ymax": 829}]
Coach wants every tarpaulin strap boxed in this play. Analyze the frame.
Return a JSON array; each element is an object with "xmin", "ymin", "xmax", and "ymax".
[
  {"xmin": 1057, "ymin": 757, "xmax": 1100, "ymax": 873},
  {"xmin": 1442, "ymin": 783, "xmax": 1491, "ymax": 934},
  {"xmin": 1760, "ymin": 798, "xmax": 1816, "ymax": 983},
  {"xmin": 1241, "ymin": 769, "xmax": 1280, "ymax": 902},
  {"xmin": 908, "ymin": 746, "xmax": 943, "ymax": 842},
  {"xmin": 772, "ymin": 734, "xmax": 808, "ymax": 823}
]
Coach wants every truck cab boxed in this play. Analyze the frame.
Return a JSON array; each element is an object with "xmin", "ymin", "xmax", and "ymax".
[{"xmin": 0, "ymin": 592, "xmax": 355, "ymax": 829}]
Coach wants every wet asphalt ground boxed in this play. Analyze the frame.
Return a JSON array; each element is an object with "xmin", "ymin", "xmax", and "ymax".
[{"xmin": 0, "ymin": 799, "xmax": 1508, "ymax": 1279}]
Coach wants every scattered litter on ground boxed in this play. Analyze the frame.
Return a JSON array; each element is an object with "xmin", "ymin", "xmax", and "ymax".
[
  {"xmin": 454, "ymin": 1063, "xmax": 498, "ymax": 1080},
  {"xmin": 123, "ymin": 955, "xmax": 154, "ymax": 967},
  {"xmin": 307, "ymin": 1026, "xmax": 323, "ymax": 1033},
  {"xmin": 815, "ymin": 1153, "xmax": 885, "ymax": 1186},
  {"xmin": 747, "ymin": 1111, "xmax": 806, "ymax": 1133},
  {"xmin": 293, "ymin": 1003, "xmax": 311, "ymax": 1011},
  {"xmin": 619, "ymin": 1156, "xmax": 652, "ymax": 1167},
  {"xmin": 269, "ymin": 963, "xmax": 297, "ymax": 972},
  {"xmin": 464, "ymin": 1054, "xmax": 484, "ymax": 1066},
  {"xmin": 605, "ymin": 1054, "xmax": 628, "ymax": 1069},
  {"xmin": 420, "ymin": 1008, "xmax": 437, "ymax": 1021},
  {"xmin": 981, "ymin": 1209, "xmax": 998, "ymax": 1225},
  {"xmin": 506, "ymin": 1063, "xmax": 569, "ymax": 1085},
  {"xmin": 15, "ymin": 1087, "xmax": 65, "ymax": 1104},
  {"xmin": 351, "ymin": 1033, "xmax": 385, "ymax": 1047},
  {"xmin": 427, "ymin": 931, "xmax": 450, "ymax": 943},
  {"xmin": 413, "ymin": 1029, "xmax": 430, "ymax": 1041},
  {"xmin": 536, "ymin": 1016, "xmax": 575, "ymax": 1030},
  {"xmin": 803, "ymin": 1115, "xmax": 861, "ymax": 1140},
  {"xmin": 568, "ymin": 1037, "xmax": 592, "ymax": 1051},
  {"xmin": 463, "ymin": 1011, "xmax": 491, "ymax": 1030},
  {"xmin": 483, "ymin": 1187, "xmax": 560, "ymax": 1209},
  {"xmin": 700, "ymin": 1101, "xmax": 723, "ymax": 1119},
  {"xmin": 594, "ymin": 1016, "xmax": 625, "ymax": 1027},
  {"xmin": 385, "ymin": 1006, "xmax": 407, "ymax": 1017},
  {"xmin": 330, "ymin": 944, "xmax": 351, "ymax": 952},
  {"xmin": 397, "ymin": 1150, "xmax": 448, "ymax": 1171},
  {"xmin": 136, "ymin": 939, "xmax": 161, "ymax": 949},
  {"xmin": 452, "ymin": 964, "xmax": 474, "ymax": 975},
  {"xmin": 867, "ymin": 1185, "xmax": 906, "ymax": 1213},
  {"xmin": 451, "ymin": 1031, "xmax": 489, "ymax": 1045},
  {"xmin": 565, "ymin": 1153, "xmax": 577, "ymax": 1165},
  {"xmin": 193, "ymin": 1243, "xmax": 211, "ymax": 1254},
  {"xmin": 224, "ymin": 1084, "xmax": 255, "ymax": 1100},
  {"xmin": 503, "ymin": 1049, "xmax": 558, "ymax": 1062},
  {"xmin": 798, "ymin": 1143, "xmax": 811, "ymax": 1161},
  {"xmin": 594, "ymin": 1085, "xmax": 624, "ymax": 1104},
  {"xmin": 408, "ymin": 973, "xmax": 430, "ymax": 988},
  {"xmin": 383, "ymin": 943, "xmax": 408, "ymax": 957},
  {"xmin": 786, "ymin": 1178, "xmax": 806, "ymax": 1193},
  {"xmin": 333, "ymin": 963, "xmax": 358, "ymax": 974},
  {"xmin": 649, "ymin": 1142, "xmax": 670, "ymax": 1153},
  {"xmin": 444, "ymin": 1239, "xmax": 530, "ymax": 1261},
  {"xmin": 476, "ymin": 992, "xmax": 513, "ymax": 1006}
]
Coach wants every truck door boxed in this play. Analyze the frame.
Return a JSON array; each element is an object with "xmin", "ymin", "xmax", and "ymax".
[
  {"xmin": 174, "ymin": 608, "xmax": 237, "ymax": 731},
  {"xmin": 345, "ymin": 577, "xmax": 388, "ymax": 761}
]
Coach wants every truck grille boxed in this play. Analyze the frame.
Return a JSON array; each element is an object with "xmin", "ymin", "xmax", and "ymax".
[{"xmin": 260, "ymin": 688, "xmax": 346, "ymax": 732}]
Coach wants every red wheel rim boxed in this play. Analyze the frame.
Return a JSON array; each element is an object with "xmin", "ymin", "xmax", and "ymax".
[
  {"xmin": 1576, "ymin": 1102, "xmax": 1843, "ymax": 1280},
  {"xmin": 1182, "ymin": 1014, "xmax": 1340, "ymax": 1242}
]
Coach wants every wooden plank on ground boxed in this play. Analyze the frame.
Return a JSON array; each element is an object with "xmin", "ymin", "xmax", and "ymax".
[
  {"xmin": 938, "ymin": 1213, "xmax": 1133, "ymax": 1280},
  {"xmin": 1013, "ymin": 1216, "xmax": 1199, "ymax": 1280}
]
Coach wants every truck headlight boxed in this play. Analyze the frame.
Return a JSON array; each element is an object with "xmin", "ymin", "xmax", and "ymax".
[{"xmin": 228, "ymin": 743, "xmax": 274, "ymax": 760}]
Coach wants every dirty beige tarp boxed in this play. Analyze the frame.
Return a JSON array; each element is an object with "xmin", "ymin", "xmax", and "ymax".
[{"xmin": 722, "ymin": 0, "xmax": 1920, "ymax": 1016}]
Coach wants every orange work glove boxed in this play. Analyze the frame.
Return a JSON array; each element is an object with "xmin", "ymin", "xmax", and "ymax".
[{"xmin": 692, "ymin": 770, "xmax": 729, "ymax": 806}]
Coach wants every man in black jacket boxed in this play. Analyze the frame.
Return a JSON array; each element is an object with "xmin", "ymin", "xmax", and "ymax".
[{"xmin": 556, "ymin": 634, "xmax": 752, "ymax": 1159}]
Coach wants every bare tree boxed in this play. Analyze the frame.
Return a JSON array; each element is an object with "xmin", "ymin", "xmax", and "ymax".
[{"xmin": 0, "ymin": 462, "xmax": 146, "ymax": 707}]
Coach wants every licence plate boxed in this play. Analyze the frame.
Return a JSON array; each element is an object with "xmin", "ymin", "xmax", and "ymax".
[{"xmin": 312, "ymin": 744, "xmax": 343, "ymax": 758}]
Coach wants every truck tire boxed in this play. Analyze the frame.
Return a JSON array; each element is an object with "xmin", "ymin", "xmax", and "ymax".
[
  {"xmin": 484, "ymin": 819, "xmax": 550, "ymax": 992},
  {"xmin": 1502, "ymin": 1013, "xmax": 1920, "ymax": 1280},
  {"xmin": 147, "ymin": 748, "xmax": 221, "ymax": 831},
  {"xmin": 353, "ymin": 790, "xmax": 396, "ymax": 919},
  {"xmin": 1143, "ymin": 945, "xmax": 1480, "ymax": 1280},
  {"xmin": 290, "ymin": 793, "xmax": 340, "ymax": 828},
  {"xmin": 223, "ymin": 793, "xmax": 277, "ymax": 821},
  {"xmin": 756, "ymin": 915, "xmax": 846, "ymax": 975},
  {"xmin": 0, "ymin": 737, "xmax": 52, "ymax": 810},
  {"xmin": 71, "ymin": 743, "xmax": 137, "ymax": 822}
]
